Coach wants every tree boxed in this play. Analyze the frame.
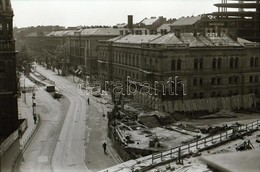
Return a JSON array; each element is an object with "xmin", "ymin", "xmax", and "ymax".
[{"xmin": 16, "ymin": 43, "xmax": 34, "ymax": 75}]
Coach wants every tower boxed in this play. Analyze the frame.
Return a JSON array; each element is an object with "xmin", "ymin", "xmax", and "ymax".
[{"xmin": 0, "ymin": 0, "xmax": 19, "ymax": 139}]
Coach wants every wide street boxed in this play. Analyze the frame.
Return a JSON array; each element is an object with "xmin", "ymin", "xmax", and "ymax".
[{"xmin": 17, "ymin": 65, "xmax": 118, "ymax": 172}]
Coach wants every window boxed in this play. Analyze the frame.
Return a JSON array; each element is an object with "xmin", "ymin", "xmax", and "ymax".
[
  {"xmin": 228, "ymin": 77, "xmax": 233, "ymax": 84},
  {"xmin": 200, "ymin": 78, "xmax": 203, "ymax": 86},
  {"xmin": 235, "ymin": 77, "xmax": 239, "ymax": 84},
  {"xmin": 255, "ymin": 76, "xmax": 259, "ymax": 83},
  {"xmin": 217, "ymin": 78, "xmax": 221, "ymax": 84},
  {"xmin": 193, "ymin": 93, "xmax": 198, "ymax": 99},
  {"xmin": 211, "ymin": 92, "xmax": 216, "ymax": 97},
  {"xmin": 211, "ymin": 78, "xmax": 215, "ymax": 85},
  {"xmin": 177, "ymin": 59, "xmax": 181, "ymax": 70},
  {"xmin": 218, "ymin": 58, "xmax": 222, "ymax": 68},
  {"xmin": 200, "ymin": 59, "xmax": 203, "ymax": 69},
  {"xmin": 255, "ymin": 58, "xmax": 259, "ymax": 67},
  {"xmin": 250, "ymin": 57, "xmax": 254, "ymax": 67},
  {"xmin": 0, "ymin": 61, "xmax": 5, "ymax": 73},
  {"xmin": 249, "ymin": 76, "xmax": 253, "ymax": 83},
  {"xmin": 193, "ymin": 79, "xmax": 197, "ymax": 86},
  {"xmin": 199, "ymin": 92, "xmax": 203, "ymax": 99},
  {"xmin": 235, "ymin": 58, "xmax": 239, "ymax": 68},
  {"xmin": 194, "ymin": 59, "xmax": 198, "ymax": 70},
  {"xmin": 212, "ymin": 58, "xmax": 216, "ymax": 69},
  {"xmin": 171, "ymin": 60, "xmax": 176, "ymax": 71},
  {"xmin": 155, "ymin": 59, "xmax": 158, "ymax": 71},
  {"xmin": 0, "ymin": 23, "xmax": 2, "ymax": 33},
  {"xmin": 230, "ymin": 58, "xmax": 234, "ymax": 68}
]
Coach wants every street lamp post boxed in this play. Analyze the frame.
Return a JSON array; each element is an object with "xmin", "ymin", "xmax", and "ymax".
[{"xmin": 32, "ymin": 91, "xmax": 36, "ymax": 124}]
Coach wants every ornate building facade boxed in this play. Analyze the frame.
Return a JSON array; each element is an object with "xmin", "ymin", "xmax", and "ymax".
[
  {"xmin": 97, "ymin": 32, "xmax": 260, "ymax": 113},
  {"xmin": 0, "ymin": 0, "xmax": 19, "ymax": 139}
]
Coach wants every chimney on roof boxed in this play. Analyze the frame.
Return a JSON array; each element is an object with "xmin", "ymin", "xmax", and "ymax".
[{"xmin": 128, "ymin": 15, "xmax": 133, "ymax": 29}]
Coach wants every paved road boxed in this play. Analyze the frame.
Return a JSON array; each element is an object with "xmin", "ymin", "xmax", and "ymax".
[{"xmin": 35, "ymin": 66, "xmax": 118, "ymax": 172}]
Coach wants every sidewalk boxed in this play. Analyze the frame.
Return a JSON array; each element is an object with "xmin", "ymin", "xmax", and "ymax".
[
  {"xmin": 18, "ymin": 75, "xmax": 39, "ymax": 148},
  {"xmin": 0, "ymin": 75, "xmax": 41, "ymax": 172}
]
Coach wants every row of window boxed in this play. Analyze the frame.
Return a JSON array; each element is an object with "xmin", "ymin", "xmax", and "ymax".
[
  {"xmin": 193, "ymin": 89, "xmax": 258, "ymax": 99},
  {"xmin": 99, "ymin": 50, "xmax": 259, "ymax": 72},
  {"xmin": 114, "ymin": 68, "xmax": 140, "ymax": 80},
  {"xmin": 193, "ymin": 75, "xmax": 258, "ymax": 86},
  {"xmin": 0, "ymin": 22, "xmax": 12, "ymax": 35},
  {"xmin": 249, "ymin": 76, "xmax": 259, "ymax": 83},
  {"xmin": 250, "ymin": 57, "xmax": 258, "ymax": 67}
]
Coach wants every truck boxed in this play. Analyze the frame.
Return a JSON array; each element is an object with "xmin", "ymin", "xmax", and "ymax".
[{"xmin": 46, "ymin": 85, "xmax": 55, "ymax": 92}]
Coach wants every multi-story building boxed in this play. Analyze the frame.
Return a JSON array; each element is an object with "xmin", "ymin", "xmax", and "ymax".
[
  {"xmin": 0, "ymin": 0, "xmax": 19, "ymax": 139},
  {"xmin": 69, "ymin": 28, "xmax": 124, "ymax": 79},
  {"xmin": 97, "ymin": 31, "xmax": 259, "ymax": 113}
]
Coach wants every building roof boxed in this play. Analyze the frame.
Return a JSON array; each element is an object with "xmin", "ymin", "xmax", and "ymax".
[
  {"xmin": 149, "ymin": 33, "xmax": 183, "ymax": 45},
  {"xmin": 157, "ymin": 23, "xmax": 172, "ymax": 32},
  {"xmin": 112, "ymin": 34, "xmax": 160, "ymax": 44},
  {"xmin": 140, "ymin": 17, "xmax": 158, "ymax": 26},
  {"xmin": 47, "ymin": 30, "xmax": 76, "ymax": 37},
  {"xmin": 26, "ymin": 31, "xmax": 51, "ymax": 37},
  {"xmin": 171, "ymin": 16, "xmax": 202, "ymax": 26},
  {"xmin": 201, "ymin": 150, "xmax": 260, "ymax": 172},
  {"xmin": 80, "ymin": 28, "xmax": 121, "ymax": 36},
  {"xmin": 108, "ymin": 32, "xmax": 253, "ymax": 47},
  {"xmin": 114, "ymin": 23, "xmax": 127, "ymax": 28}
]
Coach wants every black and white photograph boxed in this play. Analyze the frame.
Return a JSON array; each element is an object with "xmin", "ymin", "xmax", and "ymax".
[{"xmin": 0, "ymin": 0, "xmax": 259, "ymax": 172}]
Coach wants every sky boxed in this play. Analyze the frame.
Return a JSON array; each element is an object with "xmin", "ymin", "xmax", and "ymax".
[{"xmin": 11, "ymin": 0, "xmax": 218, "ymax": 28}]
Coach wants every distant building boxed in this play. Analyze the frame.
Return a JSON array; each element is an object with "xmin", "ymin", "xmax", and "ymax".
[{"xmin": 0, "ymin": 0, "xmax": 19, "ymax": 139}]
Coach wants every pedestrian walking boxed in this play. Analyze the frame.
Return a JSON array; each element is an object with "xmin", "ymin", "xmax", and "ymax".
[
  {"xmin": 102, "ymin": 142, "xmax": 107, "ymax": 154},
  {"xmin": 87, "ymin": 98, "xmax": 90, "ymax": 105}
]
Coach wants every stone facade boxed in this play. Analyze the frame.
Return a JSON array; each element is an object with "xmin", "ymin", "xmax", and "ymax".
[
  {"xmin": 97, "ymin": 33, "xmax": 260, "ymax": 106},
  {"xmin": 0, "ymin": 0, "xmax": 19, "ymax": 139}
]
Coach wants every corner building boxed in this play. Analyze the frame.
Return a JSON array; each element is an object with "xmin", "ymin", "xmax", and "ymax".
[
  {"xmin": 98, "ymin": 32, "xmax": 260, "ymax": 113},
  {"xmin": 0, "ymin": 0, "xmax": 19, "ymax": 139}
]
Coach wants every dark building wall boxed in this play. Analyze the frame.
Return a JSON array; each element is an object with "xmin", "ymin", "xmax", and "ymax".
[{"xmin": 0, "ymin": 0, "xmax": 19, "ymax": 139}]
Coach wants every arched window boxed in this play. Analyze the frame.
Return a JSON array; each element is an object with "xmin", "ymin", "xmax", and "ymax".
[
  {"xmin": 155, "ymin": 59, "xmax": 158, "ymax": 71},
  {"xmin": 194, "ymin": 59, "xmax": 198, "ymax": 69},
  {"xmin": 218, "ymin": 58, "xmax": 222, "ymax": 68},
  {"xmin": 199, "ymin": 59, "xmax": 203, "ymax": 69},
  {"xmin": 177, "ymin": 59, "xmax": 181, "ymax": 70},
  {"xmin": 193, "ymin": 78, "xmax": 197, "ymax": 86},
  {"xmin": 171, "ymin": 60, "xmax": 176, "ymax": 71},
  {"xmin": 255, "ymin": 57, "xmax": 258, "ymax": 67},
  {"xmin": 230, "ymin": 58, "xmax": 234, "ymax": 68},
  {"xmin": 144, "ymin": 57, "xmax": 147, "ymax": 65},
  {"xmin": 0, "ymin": 61, "xmax": 5, "ymax": 73},
  {"xmin": 250, "ymin": 57, "xmax": 254, "ymax": 67},
  {"xmin": 235, "ymin": 58, "xmax": 239, "ymax": 68},
  {"xmin": 212, "ymin": 58, "xmax": 216, "ymax": 69}
]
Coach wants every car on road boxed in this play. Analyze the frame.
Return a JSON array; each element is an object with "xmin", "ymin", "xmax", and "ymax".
[{"xmin": 53, "ymin": 91, "xmax": 62, "ymax": 99}]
